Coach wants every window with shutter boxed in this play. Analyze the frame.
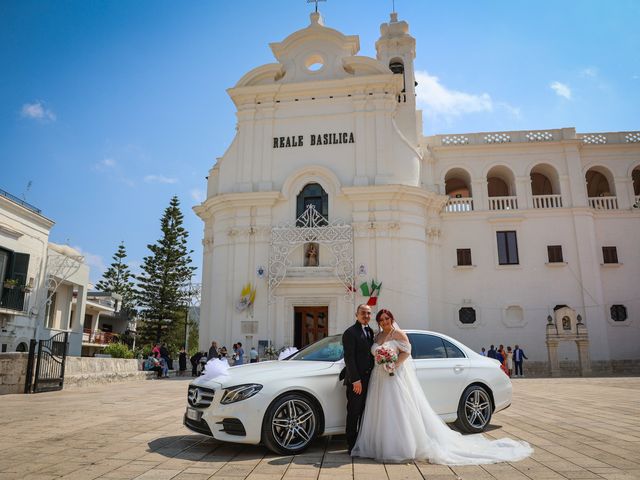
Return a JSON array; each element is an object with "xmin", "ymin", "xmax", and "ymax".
[
  {"xmin": 602, "ymin": 246, "xmax": 618, "ymax": 264},
  {"xmin": 547, "ymin": 245, "xmax": 563, "ymax": 263},
  {"xmin": 497, "ymin": 231, "xmax": 519, "ymax": 265},
  {"xmin": 456, "ymin": 248, "xmax": 472, "ymax": 266},
  {"xmin": 11, "ymin": 252, "xmax": 30, "ymax": 286}
]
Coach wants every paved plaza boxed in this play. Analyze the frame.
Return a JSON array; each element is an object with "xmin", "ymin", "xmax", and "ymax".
[{"xmin": 0, "ymin": 377, "xmax": 639, "ymax": 480}]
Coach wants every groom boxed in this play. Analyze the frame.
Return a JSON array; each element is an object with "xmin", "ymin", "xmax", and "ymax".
[{"xmin": 341, "ymin": 304, "xmax": 374, "ymax": 454}]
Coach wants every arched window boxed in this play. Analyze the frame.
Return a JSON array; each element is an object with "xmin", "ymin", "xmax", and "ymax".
[
  {"xmin": 444, "ymin": 168, "xmax": 472, "ymax": 198},
  {"xmin": 296, "ymin": 183, "xmax": 328, "ymax": 226},
  {"xmin": 585, "ymin": 167, "xmax": 615, "ymax": 196},
  {"xmin": 16, "ymin": 342, "xmax": 28, "ymax": 352},
  {"xmin": 632, "ymin": 167, "xmax": 640, "ymax": 196}
]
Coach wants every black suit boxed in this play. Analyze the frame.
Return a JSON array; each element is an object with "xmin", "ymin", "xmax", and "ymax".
[{"xmin": 342, "ymin": 321, "xmax": 374, "ymax": 452}]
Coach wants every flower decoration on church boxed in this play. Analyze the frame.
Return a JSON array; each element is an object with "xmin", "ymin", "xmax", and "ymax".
[
  {"xmin": 359, "ymin": 279, "xmax": 382, "ymax": 306},
  {"xmin": 235, "ymin": 283, "xmax": 256, "ymax": 313}
]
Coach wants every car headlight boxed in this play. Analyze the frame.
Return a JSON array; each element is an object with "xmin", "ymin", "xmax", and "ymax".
[{"xmin": 220, "ymin": 384, "xmax": 263, "ymax": 404}]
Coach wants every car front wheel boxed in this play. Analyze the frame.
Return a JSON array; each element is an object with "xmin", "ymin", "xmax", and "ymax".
[
  {"xmin": 262, "ymin": 393, "xmax": 320, "ymax": 455},
  {"xmin": 455, "ymin": 385, "xmax": 493, "ymax": 433}
]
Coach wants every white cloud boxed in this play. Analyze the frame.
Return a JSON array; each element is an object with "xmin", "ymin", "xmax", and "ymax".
[
  {"xmin": 550, "ymin": 81, "xmax": 572, "ymax": 100},
  {"xmin": 102, "ymin": 158, "xmax": 116, "ymax": 168},
  {"xmin": 144, "ymin": 174, "xmax": 178, "ymax": 184},
  {"xmin": 72, "ymin": 245, "xmax": 106, "ymax": 280},
  {"xmin": 190, "ymin": 188, "xmax": 205, "ymax": 202},
  {"xmin": 20, "ymin": 101, "xmax": 56, "ymax": 121},
  {"xmin": 580, "ymin": 67, "xmax": 598, "ymax": 78},
  {"xmin": 415, "ymin": 70, "xmax": 494, "ymax": 117}
]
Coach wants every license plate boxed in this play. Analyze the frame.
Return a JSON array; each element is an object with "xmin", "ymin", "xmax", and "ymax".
[{"xmin": 186, "ymin": 407, "xmax": 201, "ymax": 421}]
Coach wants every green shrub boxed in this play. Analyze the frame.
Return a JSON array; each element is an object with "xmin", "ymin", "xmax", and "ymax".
[{"xmin": 102, "ymin": 342, "xmax": 134, "ymax": 359}]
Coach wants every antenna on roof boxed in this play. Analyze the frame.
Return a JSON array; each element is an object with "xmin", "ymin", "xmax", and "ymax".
[
  {"xmin": 22, "ymin": 180, "xmax": 32, "ymax": 201},
  {"xmin": 307, "ymin": 0, "xmax": 326, "ymax": 14}
]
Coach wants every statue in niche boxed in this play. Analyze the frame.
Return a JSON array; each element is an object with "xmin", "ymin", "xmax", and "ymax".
[
  {"xmin": 304, "ymin": 242, "xmax": 319, "ymax": 267},
  {"xmin": 562, "ymin": 316, "xmax": 571, "ymax": 330}
]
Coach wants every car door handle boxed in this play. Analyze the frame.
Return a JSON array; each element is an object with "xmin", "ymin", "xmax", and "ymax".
[{"xmin": 453, "ymin": 365, "xmax": 465, "ymax": 373}]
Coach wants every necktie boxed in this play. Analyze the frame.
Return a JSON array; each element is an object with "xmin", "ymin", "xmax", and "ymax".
[{"xmin": 364, "ymin": 326, "xmax": 371, "ymax": 341}]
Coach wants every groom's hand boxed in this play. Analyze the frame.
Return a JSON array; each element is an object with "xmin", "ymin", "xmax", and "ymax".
[{"xmin": 352, "ymin": 380, "xmax": 362, "ymax": 395}]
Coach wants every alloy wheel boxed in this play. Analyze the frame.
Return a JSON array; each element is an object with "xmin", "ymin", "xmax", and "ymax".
[
  {"xmin": 271, "ymin": 398, "xmax": 317, "ymax": 450},
  {"xmin": 464, "ymin": 388, "xmax": 491, "ymax": 429}
]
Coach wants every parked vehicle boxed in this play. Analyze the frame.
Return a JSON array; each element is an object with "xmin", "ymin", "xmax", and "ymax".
[{"xmin": 184, "ymin": 330, "xmax": 511, "ymax": 455}]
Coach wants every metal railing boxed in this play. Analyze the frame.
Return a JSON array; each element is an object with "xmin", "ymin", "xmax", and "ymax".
[
  {"xmin": 0, "ymin": 188, "xmax": 42, "ymax": 214},
  {"xmin": 532, "ymin": 194, "xmax": 563, "ymax": 209},
  {"xmin": 588, "ymin": 196, "xmax": 618, "ymax": 210},
  {"xmin": 0, "ymin": 286, "xmax": 27, "ymax": 312},
  {"xmin": 82, "ymin": 328, "xmax": 118, "ymax": 345}
]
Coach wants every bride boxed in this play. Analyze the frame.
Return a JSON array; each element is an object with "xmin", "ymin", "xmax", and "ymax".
[{"xmin": 351, "ymin": 309, "xmax": 533, "ymax": 464}]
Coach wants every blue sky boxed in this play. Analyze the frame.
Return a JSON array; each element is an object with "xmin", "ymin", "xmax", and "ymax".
[{"xmin": 1, "ymin": 0, "xmax": 638, "ymax": 284}]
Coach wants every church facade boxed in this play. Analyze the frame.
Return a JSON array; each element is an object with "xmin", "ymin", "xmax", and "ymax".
[{"xmin": 195, "ymin": 12, "xmax": 640, "ymax": 371}]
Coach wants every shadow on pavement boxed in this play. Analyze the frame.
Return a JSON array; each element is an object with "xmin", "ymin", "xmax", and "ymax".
[{"xmin": 146, "ymin": 434, "xmax": 353, "ymax": 465}]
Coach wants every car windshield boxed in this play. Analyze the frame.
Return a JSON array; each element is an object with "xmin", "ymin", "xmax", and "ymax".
[{"xmin": 287, "ymin": 335, "xmax": 344, "ymax": 362}]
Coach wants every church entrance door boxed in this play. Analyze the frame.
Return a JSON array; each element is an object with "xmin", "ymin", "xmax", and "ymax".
[{"xmin": 294, "ymin": 306, "xmax": 328, "ymax": 349}]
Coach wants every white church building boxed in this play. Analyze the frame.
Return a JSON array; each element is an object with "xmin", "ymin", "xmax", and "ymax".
[{"xmin": 195, "ymin": 12, "xmax": 640, "ymax": 374}]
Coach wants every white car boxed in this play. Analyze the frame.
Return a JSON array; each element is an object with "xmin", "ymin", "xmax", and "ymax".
[{"xmin": 184, "ymin": 330, "xmax": 511, "ymax": 455}]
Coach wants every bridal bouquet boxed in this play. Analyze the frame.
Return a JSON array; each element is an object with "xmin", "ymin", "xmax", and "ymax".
[{"xmin": 374, "ymin": 345, "xmax": 398, "ymax": 376}]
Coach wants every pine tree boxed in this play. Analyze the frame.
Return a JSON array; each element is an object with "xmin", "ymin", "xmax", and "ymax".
[
  {"xmin": 96, "ymin": 241, "xmax": 136, "ymax": 315},
  {"xmin": 136, "ymin": 196, "xmax": 196, "ymax": 345}
]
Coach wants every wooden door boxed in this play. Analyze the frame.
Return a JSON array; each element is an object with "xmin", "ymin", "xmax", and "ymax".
[{"xmin": 294, "ymin": 306, "xmax": 328, "ymax": 349}]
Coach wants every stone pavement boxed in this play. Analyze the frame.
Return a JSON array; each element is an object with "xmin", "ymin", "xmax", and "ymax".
[{"xmin": 0, "ymin": 377, "xmax": 639, "ymax": 480}]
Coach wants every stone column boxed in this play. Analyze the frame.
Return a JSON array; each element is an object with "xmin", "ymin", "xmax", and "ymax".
[
  {"xmin": 91, "ymin": 312, "xmax": 100, "ymax": 341},
  {"xmin": 577, "ymin": 339, "xmax": 592, "ymax": 376},
  {"xmin": 516, "ymin": 176, "xmax": 531, "ymax": 210},
  {"xmin": 472, "ymin": 179, "xmax": 487, "ymax": 211},
  {"xmin": 616, "ymin": 178, "xmax": 634, "ymax": 209},
  {"xmin": 546, "ymin": 339, "xmax": 560, "ymax": 377}
]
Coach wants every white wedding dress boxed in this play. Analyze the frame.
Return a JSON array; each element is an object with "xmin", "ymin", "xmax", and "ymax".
[{"xmin": 351, "ymin": 339, "xmax": 533, "ymax": 464}]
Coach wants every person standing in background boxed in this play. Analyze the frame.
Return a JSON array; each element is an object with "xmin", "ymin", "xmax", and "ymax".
[
  {"xmin": 178, "ymin": 347, "xmax": 187, "ymax": 376},
  {"xmin": 236, "ymin": 342, "xmax": 245, "ymax": 365},
  {"xmin": 208, "ymin": 341, "xmax": 218, "ymax": 360},
  {"xmin": 513, "ymin": 344, "xmax": 528, "ymax": 377}
]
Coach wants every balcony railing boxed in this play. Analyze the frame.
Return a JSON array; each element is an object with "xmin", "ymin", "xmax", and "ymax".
[
  {"xmin": 532, "ymin": 194, "xmax": 563, "ymax": 209},
  {"xmin": 0, "ymin": 287, "xmax": 27, "ymax": 312},
  {"xmin": 588, "ymin": 196, "xmax": 618, "ymax": 210},
  {"xmin": 489, "ymin": 196, "xmax": 518, "ymax": 210},
  {"xmin": 445, "ymin": 197, "xmax": 474, "ymax": 212},
  {"xmin": 82, "ymin": 328, "xmax": 118, "ymax": 345}
]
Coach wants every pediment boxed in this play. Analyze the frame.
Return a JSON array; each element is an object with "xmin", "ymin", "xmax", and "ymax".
[{"xmin": 234, "ymin": 13, "xmax": 391, "ymax": 88}]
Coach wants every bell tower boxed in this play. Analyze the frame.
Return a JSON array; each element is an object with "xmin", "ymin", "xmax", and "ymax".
[{"xmin": 375, "ymin": 12, "xmax": 418, "ymax": 145}]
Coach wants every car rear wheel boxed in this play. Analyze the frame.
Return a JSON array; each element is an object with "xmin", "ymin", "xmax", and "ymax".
[
  {"xmin": 262, "ymin": 393, "xmax": 320, "ymax": 455},
  {"xmin": 455, "ymin": 385, "xmax": 492, "ymax": 433}
]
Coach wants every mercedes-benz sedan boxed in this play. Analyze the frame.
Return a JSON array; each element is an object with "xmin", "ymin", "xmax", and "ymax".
[{"xmin": 184, "ymin": 330, "xmax": 511, "ymax": 455}]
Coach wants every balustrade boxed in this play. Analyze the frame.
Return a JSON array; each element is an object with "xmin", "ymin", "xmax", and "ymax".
[
  {"xmin": 488, "ymin": 196, "xmax": 518, "ymax": 210},
  {"xmin": 588, "ymin": 196, "xmax": 618, "ymax": 210},
  {"xmin": 532, "ymin": 194, "xmax": 563, "ymax": 209},
  {"xmin": 445, "ymin": 197, "xmax": 474, "ymax": 212}
]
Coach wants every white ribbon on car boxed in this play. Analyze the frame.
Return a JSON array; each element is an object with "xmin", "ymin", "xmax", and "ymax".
[{"xmin": 200, "ymin": 358, "xmax": 230, "ymax": 381}]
